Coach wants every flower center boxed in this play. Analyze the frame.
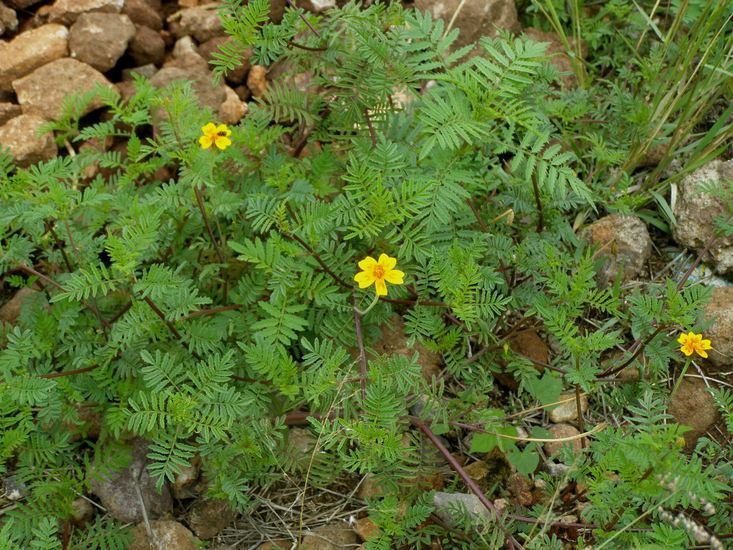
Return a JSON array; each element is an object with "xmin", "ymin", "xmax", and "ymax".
[
  {"xmin": 217, "ymin": 131, "xmax": 228, "ymax": 137},
  {"xmin": 373, "ymin": 264, "xmax": 385, "ymax": 279}
]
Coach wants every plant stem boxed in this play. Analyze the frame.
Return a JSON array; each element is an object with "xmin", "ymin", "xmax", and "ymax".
[
  {"xmin": 353, "ymin": 293, "xmax": 368, "ymax": 401},
  {"xmin": 194, "ymin": 185, "xmax": 226, "ymax": 264},
  {"xmin": 669, "ymin": 357, "xmax": 692, "ymax": 402}
]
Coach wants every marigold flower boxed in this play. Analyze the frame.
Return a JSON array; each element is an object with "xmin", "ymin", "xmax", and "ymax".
[
  {"xmin": 677, "ymin": 331, "xmax": 712, "ymax": 358},
  {"xmin": 199, "ymin": 122, "xmax": 232, "ymax": 151},
  {"xmin": 354, "ymin": 253, "xmax": 404, "ymax": 296}
]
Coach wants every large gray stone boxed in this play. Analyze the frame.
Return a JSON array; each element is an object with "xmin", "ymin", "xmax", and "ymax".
[
  {"xmin": 47, "ymin": 0, "xmax": 123, "ymax": 26},
  {"xmin": 673, "ymin": 159, "xmax": 733, "ymax": 274},
  {"xmin": 0, "ymin": 24, "xmax": 69, "ymax": 91},
  {"xmin": 583, "ymin": 214, "xmax": 653, "ymax": 286},
  {"xmin": 12, "ymin": 58, "xmax": 114, "ymax": 121},
  {"xmin": 0, "ymin": 114, "xmax": 57, "ymax": 167},
  {"xmin": 414, "ymin": 0, "xmax": 520, "ymax": 50},
  {"xmin": 89, "ymin": 438, "xmax": 173, "ymax": 524},
  {"xmin": 69, "ymin": 13, "xmax": 136, "ymax": 72},
  {"xmin": 703, "ymin": 287, "xmax": 733, "ymax": 369}
]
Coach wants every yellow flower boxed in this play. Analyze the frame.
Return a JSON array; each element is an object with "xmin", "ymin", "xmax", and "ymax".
[
  {"xmin": 354, "ymin": 253, "xmax": 404, "ymax": 296},
  {"xmin": 677, "ymin": 332, "xmax": 712, "ymax": 358},
  {"xmin": 199, "ymin": 122, "xmax": 232, "ymax": 151}
]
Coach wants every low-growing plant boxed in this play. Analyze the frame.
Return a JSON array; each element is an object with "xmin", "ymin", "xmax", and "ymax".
[{"xmin": 1, "ymin": 0, "xmax": 732, "ymax": 548}]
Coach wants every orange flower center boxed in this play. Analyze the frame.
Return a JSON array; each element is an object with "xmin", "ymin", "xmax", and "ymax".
[{"xmin": 373, "ymin": 265, "xmax": 385, "ymax": 279}]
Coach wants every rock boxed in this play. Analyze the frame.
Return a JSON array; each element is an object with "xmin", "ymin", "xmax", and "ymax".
[
  {"xmin": 89, "ymin": 438, "xmax": 173, "ymax": 524},
  {"xmin": 2, "ymin": 476, "xmax": 26, "ymax": 500},
  {"xmin": 151, "ymin": 64, "xmax": 227, "ymax": 113},
  {"xmin": 507, "ymin": 472, "xmax": 534, "ymax": 506},
  {"xmin": 357, "ymin": 473, "xmax": 385, "ymax": 501},
  {"xmin": 128, "ymin": 25, "xmax": 166, "ymax": 67},
  {"xmin": 6, "ymin": 0, "xmax": 42, "ymax": 9},
  {"xmin": 510, "ymin": 328, "xmax": 549, "ymax": 368},
  {"xmin": 414, "ymin": 0, "xmax": 520, "ymax": 50},
  {"xmin": 297, "ymin": 0, "xmax": 336, "ymax": 13},
  {"xmin": 48, "ymin": 0, "xmax": 124, "ymax": 26},
  {"xmin": 0, "ymin": 24, "xmax": 69, "ymax": 91},
  {"xmin": 171, "ymin": 455, "xmax": 200, "ymax": 499},
  {"xmin": 171, "ymin": 4, "xmax": 224, "ymax": 43},
  {"xmin": 673, "ymin": 159, "xmax": 733, "ymax": 274},
  {"xmin": 548, "ymin": 392, "xmax": 588, "ymax": 424},
  {"xmin": 70, "ymin": 497, "xmax": 95, "ymax": 526},
  {"xmin": 172, "ymin": 35, "xmax": 198, "ymax": 59},
  {"xmin": 374, "ymin": 316, "xmax": 442, "ymax": 383},
  {"xmin": 544, "ymin": 423, "xmax": 582, "ymax": 456},
  {"xmin": 188, "ymin": 498, "xmax": 235, "ymax": 539},
  {"xmin": 116, "ymin": 80, "xmax": 137, "ymax": 103},
  {"xmin": 523, "ymin": 28, "xmax": 577, "ymax": 88},
  {"xmin": 583, "ymin": 214, "xmax": 652, "ymax": 286},
  {"xmin": 268, "ymin": 0, "xmax": 285, "ymax": 23},
  {"xmin": 130, "ymin": 520, "xmax": 197, "ymax": 550},
  {"xmin": 122, "ymin": 63, "xmax": 158, "ymax": 81},
  {"xmin": 300, "ymin": 523, "xmax": 360, "ymax": 549},
  {"xmin": 493, "ymin": 497, "xmax": 508, "ymax": 516},
  {"xmin": 432, "ymin": 492, "xmax": 492, "ymax": 526},
  {"xmin": 234, "ymin": 84, "xmax": 250, "ymax": 102},
  {"xmin": 703, "ymin": 287, "xmax": 733, "ymax": 369},
  {"xmin": 669, "ymin": 377, "xmax": 718, "ymax": 448},
  {"xmin": 219, "ymin": 86, "xmax": 247, "ymax": 124},
  {"xmin": 69, "ymin": 13, "xmax": 136, "ymax": 72},
  {"xmin": 247, "ymin": 65, "xmax": 267, "ymax": 98},
  {"xmin": 354, "ymin": 517, "xmax": 379, "ymax": 542},
  {"xmin": 288, "ymin": 427, "xmax": 316, "ymax": 455},
  {"xmin": 0, "ymin": 115, "xmax": 57, "ymax": 167},
  {"xmin": 122, "ymin": 0, "xmax": 163, "ymax": 30},
  {"xmin": 13, "ymin": 58, "xmax": 114, "ymax": 121},
  {"xmin": 0, "ymin": 2, "xmax": 17, "ymax": 37},
  {"xmin": 0, "ymin": 102, "xmax": 20, "ymax": 126},
  {"xmin": 198, "ymin": 37, "xmax": 251, "ymax": 84}
]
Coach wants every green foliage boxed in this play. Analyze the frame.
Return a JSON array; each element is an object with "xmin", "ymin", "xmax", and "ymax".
[{"xmin": 0, "ymin": 0, "xmax": 731, "ymax": 547}]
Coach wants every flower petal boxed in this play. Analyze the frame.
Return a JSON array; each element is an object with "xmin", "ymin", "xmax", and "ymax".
[
  {"xmin": 384, "ymin": 269, "xmax": 404, "ymax": 284},
  {"xmin": 700, "ymin": 339, "xmax": 712, "ymax": 349},
  {"xmin": 677, "ymin": 334, "xmax": 687, "ymax": 345},
  {"xmin": 214, "ymin": 136, "xmax": 232, "ymax": 150},
  {"xmin": 216, "ymin": 124, "xmax": 231, "ymax": 136},
  {"xmin": 358, "ymin": 256, "xmax": 377, "ymax": 271},
  {"xmin": 375, "ymin": 278, "xmax": 388, "ymax": 296},
  {"xmin": 680, "ymin": 345, "xmax": 693, "ymax": 356},
  {"xmin": 378, "ymin": 254, "xmax": 397, "ymax": 271},
  {"xmin": 354, "ymin": 271, "xmax": 375, "ymax": 288},
  {"xmin": 199, "ymin": 135, "xmax": 213, "ymax": 149},
  {"xmin": 697, "ymin": 349, "xmax": 708, "ymax": 358},
  {"xmin": 201, "ymin": 122, "xmax": 217, "ymax": 135}
]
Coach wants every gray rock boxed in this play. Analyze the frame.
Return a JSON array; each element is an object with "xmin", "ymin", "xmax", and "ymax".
[
  {"xmin": 70, "ymin": 13, "xmax": 136, "ymax": 72},
  {"xmin": 128, "ymin": 25, "xmax": 166, "ymax": 67},
  {"xmin": 296, "ymin": 0, "xmax": 336, "ymax": 13},
  {"xmin": 0, "ymin": 114, "xmax": 57, "ymax": 167},
  {"xmin": 13, "ymin": 58, "xmax": 114, "ymax": 121},
  {"xmin": 669, "ymin": 377, "xmax": 718, "ymax": 447},
  {"xmin": 188, "ymin": 498, "xmax": 235, "ymax": 539},
  {"xmin": 548, "ymin": 391, "xmax": 588, "ymax": 424},
  {"xmin": 171, "ymin": 4, "xmax": 224, "ymax": 43},
  {"xmin": 47, "ymin": 0, "xmax": 124, "ymax": 26},
  {"xmin": 432, "ymin": 492, "xmax": 493, "ymax": 526},
  {"xmin": 130, "ymin": 520, "xmax": 197, "ymax": 550},
  {"xmin": 122, "ymin": 64, "xmax": 158, "ymax": 81},
  {"xmin": 0, "ymin": 102, "xmax": 20, "ymax": 125},
  {"xmin": 151, "ymin": 61, "xmax": 226, "ymax": 113},
  {"xmin": 70, "ymin": 497, "xmax": 95, "ymax": 526},
  {"xmin": 219, "ymin": 86, "xmax": 247, "ymax": 124},
  {"xmin": 544, "ymin": 423, "xmax": 582, "ymax": 456},
  {"xmin": 6, "ymin": 0, "xmax": 43, "ymax": 9},
  {"xmin": 299, "ymin": 523, "xmax": 360, "ymax": 549},
  {"xmin": 89, "ymin": 438, "xmax": 173, "ymax": 524},
  {"xmin": 0, "ymin": 2, "xmax": 17, "ymax": 37},
  {"xmin": 583, "ymin": 214, "xmax": 652, "ymax": 285},
  {"xmin": 414, "ymin": 0, "xmax": 520, "ymax": 50},
  {"xmin": 673, "ymin": 159, "xmax": 733, "ymax": 274},
  {"xmin": 122, "ymin": 0, "xmax": 163, "ymax": 30},
  {"xmin": 703, "ymin": 286, "xmax": 733, "ymax": 369},
  {"xmin": 0, "ymin": 24, "xmax": 69, "ymax": 91}
]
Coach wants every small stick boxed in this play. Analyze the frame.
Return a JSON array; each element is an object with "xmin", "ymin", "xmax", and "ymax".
[
  {"xmin": 353, "ymin": 294, "xmax": 368, "ymax": 401},
  {"xmin": 194, "ymin": 185, "xmax": 226, "ymax": 264}
]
